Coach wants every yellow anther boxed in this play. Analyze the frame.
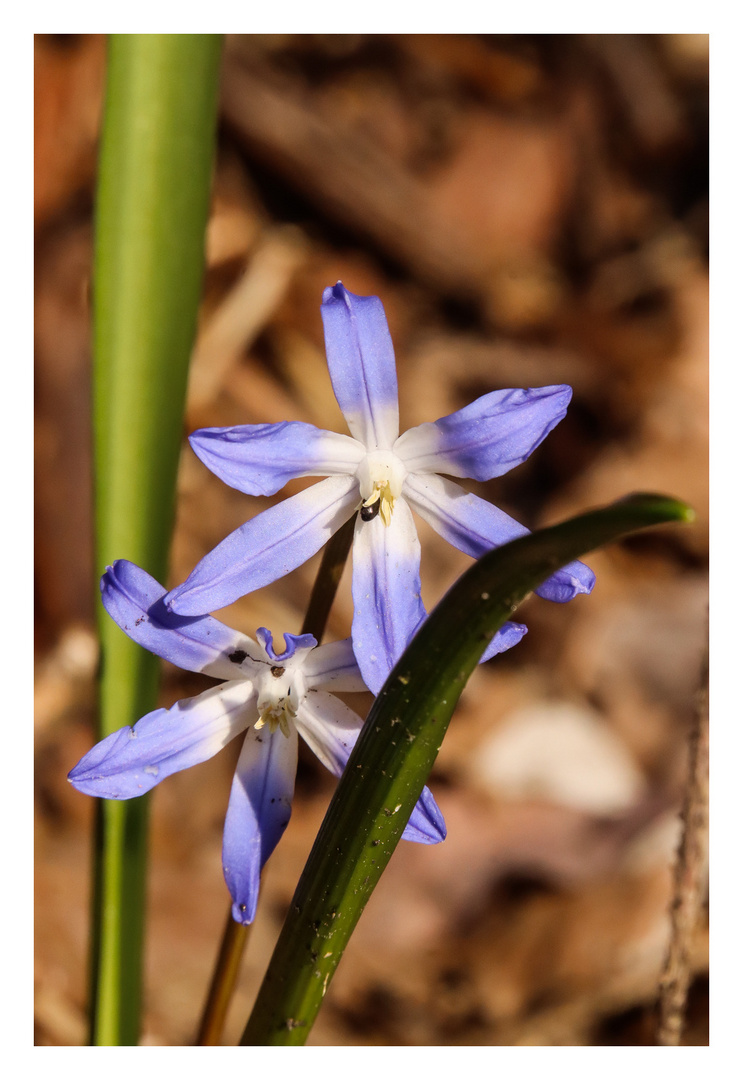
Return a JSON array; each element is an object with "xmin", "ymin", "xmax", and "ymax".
[
  {"xmin": 363, "ymin": 481, "xmax": 395, "ymax": 527},
  {"xmin": 255, "ymin": 697, "xmax": 296, "ymax": 738}
]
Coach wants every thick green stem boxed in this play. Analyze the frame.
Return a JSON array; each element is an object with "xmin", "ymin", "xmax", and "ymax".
[{"xmin": 90, "ymin": 33, "xmax": 222, "ymax": 1045}]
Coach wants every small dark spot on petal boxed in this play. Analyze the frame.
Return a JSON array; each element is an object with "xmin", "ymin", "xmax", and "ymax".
[
  {"xmin": 228, "ymin": 649, "xmax": 248, "ymax": 665},
  {"xmin": 271, "ymin": 665, "xmax": 285, "ymax": 677}
]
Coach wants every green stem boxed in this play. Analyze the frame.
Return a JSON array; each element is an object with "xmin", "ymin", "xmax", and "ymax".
[
  {"xmin": 90, "ymin": 33, "xmax": 222, "ymax": 1045},
  {"xmin": 195, "ymin": 515, "xmax": 356, "ymax": 1044}
]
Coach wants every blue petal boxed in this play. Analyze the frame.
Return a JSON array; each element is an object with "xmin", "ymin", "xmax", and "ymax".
[
  {"xmin": 296, "ymin": 692, "xmax": 446, "ymax": 844},
  {"xmin": 534, "ymin": 560, "xmax": 596, "ymax": 602},
  {"xmin": 403, "ymin": 471, "xmax": 527, "ymax": 560},
  {"xmin": 189, "ymin": 421, "xmax": 364, "ymax": 497},
  {"xmin": 166, "ymin": 474, "xmax": 359, "ymax": 615},
  {"xmin": 401, "ymin": 785, "xmax": 447, "ymax": 844},
  {"xmin": 321, "ymin": 282, "xmax": 399, "ymax": 450},
  {"xmin": 256, "ymin": 627, "xmax": 317, "ymax": 662},
  {"xmin": 222, "ymin": 725, "xmax": 298, "ymax": 924},
  {"xmin": 395, "ymin": 385, "xmax": 573, "ymax": 481},
  {"xmin": 302, "ymin": 638, "xmax": 368, "ymax": 693},
  {"xmin": 295, "ymin": 690, "xmax": 365, "ymax": 776},
  {"xmin": 479, "ymin": 621, "xmax": 528, "ymax": 663},
  {"xmin": 100, "ymin": 560, "xmax": 262, "ymax": 680},
  {"xmin": 67, "ymin": 682, "xmax": 254, "ymax": 799},
  {"xmin": 404, "ymin": 472, "xmax": 595, "ymax": 603},
  {"xmin": 350, "ymin": 498, "xmax": 426, "ymax": 696}
]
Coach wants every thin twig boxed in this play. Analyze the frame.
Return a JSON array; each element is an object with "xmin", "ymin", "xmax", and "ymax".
[
  {"xmin": 194, "ymin": 513, "xmax": 357, "ymax": 1044},
  {"xmin": 656, "ymin": 634, "xmax": 709, "ymax": 1045}
]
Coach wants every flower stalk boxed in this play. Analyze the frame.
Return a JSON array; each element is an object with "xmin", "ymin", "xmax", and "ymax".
[
  {"xmin": 196, "ymin": 914, "xmax": 253, "ymax": 1047},
  {"xmin": 194, "ymin": 515, "xmax": 356, "ymax": 1045}
]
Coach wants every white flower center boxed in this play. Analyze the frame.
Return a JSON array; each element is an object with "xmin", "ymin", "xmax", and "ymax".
[
  {"xmin": 356, "ymin": 450, "xmax": 407, "ymax": 527},
  {"xmin": 254, "ymin": 663, "xmax": 306, "ymax": 738}
]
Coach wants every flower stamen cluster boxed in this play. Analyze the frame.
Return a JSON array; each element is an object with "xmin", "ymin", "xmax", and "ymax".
[
  {"xmin": 356, "ymin": 448, "xmax": 406, "ymax": 527},
  {"xmin": 255, "ymin": 663, "xmax": 301, "ymax": 736},
  {"xmin": 361, "ymin": 481, "xmax": 394, "ymax": 525}
]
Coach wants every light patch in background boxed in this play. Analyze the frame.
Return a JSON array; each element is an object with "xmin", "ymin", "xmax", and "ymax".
[{"xmin": 471, "ymin": 701, "xmax": 645, "ymax": 815}]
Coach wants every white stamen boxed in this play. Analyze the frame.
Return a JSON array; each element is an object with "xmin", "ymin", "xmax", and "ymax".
[{"xmin": 254, "ymin": 650, "xmax": 306, "ymax": 738}]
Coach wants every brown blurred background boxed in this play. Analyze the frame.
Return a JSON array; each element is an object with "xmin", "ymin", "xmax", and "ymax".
[{"xmin": 34, "ymin": 34, "xmax": 709, "ymax": 1046}]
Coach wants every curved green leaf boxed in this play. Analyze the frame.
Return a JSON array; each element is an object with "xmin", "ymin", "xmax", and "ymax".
[{"xmin": 241, "ymin": 493, "xmax": 694, "ymax": 1044}]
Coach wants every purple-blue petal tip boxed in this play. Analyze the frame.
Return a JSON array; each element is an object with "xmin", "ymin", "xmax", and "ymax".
[
  {"xmin": 535, "ymin": 559, "xmax": 596, "ymax": 603},
  {"xmin": 231, "ymin": 897, "xmax": 257, "ymax": 925},
  {"xmin": 322, "ymin": 280, "xmax": 347, "ymax": 305},
  {"xmin": 256, "ymin": 627, "xmax": 317, "ymax": 662},
  {"xmin": 402, "ymin": 786, "xmax": 447, "ymax": 845}
]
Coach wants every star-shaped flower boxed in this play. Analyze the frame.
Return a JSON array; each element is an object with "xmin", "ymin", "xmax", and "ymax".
[
  {"xmin": 166, "ymin": 282, "xmax": 595, "ymax": 693},
  {"xmin": 68, "ymin": 560, "xmax": 445, "ymax": 924}
]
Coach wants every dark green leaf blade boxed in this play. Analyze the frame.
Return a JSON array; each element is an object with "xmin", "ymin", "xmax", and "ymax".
[{"xmin": 241, "ymin": 493, "xmax": 694, "ymax": 1045}]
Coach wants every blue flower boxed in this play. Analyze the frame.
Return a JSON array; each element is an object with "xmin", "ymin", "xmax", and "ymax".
[
  {"xmin": 68, "ymin": 560, "xmax": 446, "ymax": 924},
  {"xmin": 166, "ymin": 282, "xmax": 595, "ymax": 694}
]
